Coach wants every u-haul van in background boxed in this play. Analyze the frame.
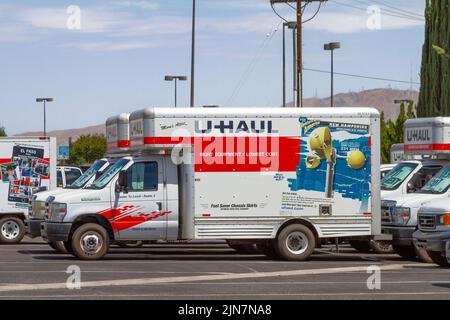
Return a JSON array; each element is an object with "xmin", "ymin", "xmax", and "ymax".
[
  {"xmin": 42, "ymin": 107, "xmax": 381, "ymax": 260},
  {"xmin": 381, "ymin": 117, "xmax": 450, "ymax": 262},
  {"xmin": 28, "ymin": 114, "xmax": 131, "ymax": 251},
  {"xmin": 0, "ymin": 137, "xmax": 57, "ymax": 244}
]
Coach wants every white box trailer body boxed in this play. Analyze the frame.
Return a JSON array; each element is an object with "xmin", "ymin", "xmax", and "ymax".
[
  {"xmin": 43, "ymin": 107, "xmax": 381, "ymax": 260},
  {"xmin": 0, "ymin": 137, "xmax": 57, "ymax": 243}
]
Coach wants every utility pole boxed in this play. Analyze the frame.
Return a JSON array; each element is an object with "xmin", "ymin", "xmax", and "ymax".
[
  {"xmin": 296, "ymin": 0, "xmax": 302, "ymax": 108},
  {"xmin": 190, "ymin": 0, "xmax": 196, "ymax": 108}
]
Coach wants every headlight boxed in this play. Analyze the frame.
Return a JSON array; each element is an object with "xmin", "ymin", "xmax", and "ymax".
[
  {"xmin": 439, "ymin": 214, "xmax": 450, "ymax": 225},
  {"xmin": 393, "ymin": 207, "xmax": 411, "ymax": 225},
  {"xmin": 30, "ymin": 201, "xmax": 46, "ymax": 219},
  {"xmin": 48, "ymin": 202, "xmax": 67, "ymax": 222}
]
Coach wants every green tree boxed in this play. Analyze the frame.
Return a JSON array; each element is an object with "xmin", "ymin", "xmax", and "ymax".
[
  {"xmin": 68, "ymin": 135, "xmax": 107, "ymax": 165},
  {"xmin": 380, "ymin": 102, "xmax": 416, "ymax": 163},
  {"xmin": 417, "ymin": 0, "xmax": 450, "ymax": 117},
  {"xmin": 0, "ymin": 126, "xmax": 6, "ymax": 137}
]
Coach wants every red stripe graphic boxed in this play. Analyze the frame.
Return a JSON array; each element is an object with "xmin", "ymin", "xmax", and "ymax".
[
  {"xmin": 137, "ymin": 136, "xmax": 301, "ymax": 172},
  {"xmin": 405, "ymin": 143, "xmax": 450, "ymax": 152},
  {"xmin": 98, "ymin": 205, "xmax": 172, "ymax": 232}
]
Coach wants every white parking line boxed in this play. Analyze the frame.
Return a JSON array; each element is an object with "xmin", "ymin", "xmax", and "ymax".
[{"xmin": 0, "ymin": 263, "xmax": 409, "ymax": 293}]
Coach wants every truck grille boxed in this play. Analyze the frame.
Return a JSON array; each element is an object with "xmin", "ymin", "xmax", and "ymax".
[{"xmin": 419, "ymin": 215, "xmax": 437, "ymax": 230}]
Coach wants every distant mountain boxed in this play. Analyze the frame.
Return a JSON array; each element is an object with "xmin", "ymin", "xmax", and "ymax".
[
  {"xmin": 15, "ymin": 88, "xmax": 418, "ymax": 145},
  {"xmin": 15, "ymin": 124, "xmax": 105, "ymax": 146},
  {"xmin": 289, "ymin": 88, "xmax": 419, "ymax": 120}
]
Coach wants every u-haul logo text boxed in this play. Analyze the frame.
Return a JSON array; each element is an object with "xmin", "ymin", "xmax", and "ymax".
[
  {"xmin": 405, "ymin": 128, "xmax": 431, "ymax": 143},
  {"xmin": 195, "ymin": 120, "xmax": 278, "ymax": 134}
]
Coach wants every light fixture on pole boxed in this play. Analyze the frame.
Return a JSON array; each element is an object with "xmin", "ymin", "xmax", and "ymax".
[
  {"xmin": 165, "ymin": 75, "xmax": 187, "ymax": 108},
  {"xmin": 35, "ymin": 98, "xmax": 54, "ymax": 137},
  {"xmin": 324, "ymin": 42, "xmax": 341, "ymax": 107}
]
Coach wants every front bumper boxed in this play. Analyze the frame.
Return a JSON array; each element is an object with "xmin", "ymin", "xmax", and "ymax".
[
  {"xmin": 26, "ymin": 219, "xmax": 44, "ymax": 238},
  {"xmin": 413, "ymin": 230, "xmax": 450, "ymax": 252},
  {"xmin": 41, "ymin": 222, "xmax": 72, "ymax": 242},
  {"xmin": 382, "ymin": 226, "xmax": 416, "ymax": 245}
]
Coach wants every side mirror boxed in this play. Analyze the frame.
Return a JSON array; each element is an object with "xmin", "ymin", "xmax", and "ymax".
[
  {"xmin": 407, "ymin": 182, "xmax": 416, "ymax": 193},
  {"xmin": 116, "ymin": 170, "xmax": 128, "ymax": 194}
]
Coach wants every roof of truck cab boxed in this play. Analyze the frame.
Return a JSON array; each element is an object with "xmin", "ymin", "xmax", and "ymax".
[{"xmin": 129, "ymin": 107, "xmax": 380, "ymax": 120}]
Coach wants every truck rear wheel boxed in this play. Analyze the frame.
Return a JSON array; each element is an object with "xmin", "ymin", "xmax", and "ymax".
[
  {"xmin": 427, "ymin": 251, "xmax": 450, "ymax": 268},
  {"xmin": 0, "ymin": 217, "xmax": 25, "ymax": 244},
  {"xmin": 275, "ymin": 224, "xmax": 316, "ymax": 261},
  {"xmin": 71, "ymin": 223, "xmax": 109, "ymax": 260}
]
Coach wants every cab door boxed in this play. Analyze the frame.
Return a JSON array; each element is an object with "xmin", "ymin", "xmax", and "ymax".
[{"xmin": 111, "ymin": 158, "xmax": 167, "ymax": 240}]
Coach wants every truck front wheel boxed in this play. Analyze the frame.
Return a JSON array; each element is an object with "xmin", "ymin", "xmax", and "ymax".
[
  {"xmin": 0, "ymin": 217, "xmax": 25, "ymax": 244},
  {"xmin": 275, "ymin": 224, "xmax": 316, "ymax": 261},
  {"xmin": 71, "ymin": 223, "xmax": 109, "ymax": 260}
]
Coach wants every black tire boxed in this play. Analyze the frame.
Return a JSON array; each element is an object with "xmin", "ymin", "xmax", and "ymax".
[
  {"xmin": 275, "ymin": 224, "xmax": 316, "ymax": 261},
  {"xmin": 48, "ymin": 241, "xmax": 56, "ymax": 250},
  {"xmin": 393, "ymin": 245, "xmax": 416, "ymax": 259},
  {"xmin": 427, "ymin": 251, "xmax": 450, "ymax": 268},
  {"xmin": 0, "ymin": 217, "xmax": 25, "ymax": 244},
  {"xmin": 370, "ymin": 240, "xmax": 394, "ymax": 254},
  {"xmin": 349, "ymin": 240, "xmax": 371, "ymax": 253},
  {"xmin": 117, "ymin": 241, "xmax": 144, "ymax": 248},
  {"xmin": 71, "ymin": 223, "xmax": 109, "ymax": 260},
  {"xmin": 226, "ymin": 240, "xmax": 259, "ymax": 254},
  {"xmin": 256, "ymin": 240, "xmax": 279, "ymax": 259}
]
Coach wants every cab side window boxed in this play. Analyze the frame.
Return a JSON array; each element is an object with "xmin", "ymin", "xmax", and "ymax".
[
  {"xmin": 57, "ymin": 170, "xmax": 63, "ymax": 188},
  {"xmin": 65, "ymin": 168, "xmax": 82, "ymax": 186},
  {"xmin": 408, "ymin": 166, "xmax": 442, "ymax": 193},
  {"xmin": 127, "ymin": 162, "xmax": 158, "ymax": 192}
]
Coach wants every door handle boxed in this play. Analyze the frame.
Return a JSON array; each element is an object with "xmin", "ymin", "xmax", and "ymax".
[{"xmin": 156, "ymin": 202, "xmax": 162, "ymax": 211}]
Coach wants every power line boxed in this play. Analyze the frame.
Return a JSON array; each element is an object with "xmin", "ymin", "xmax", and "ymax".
[
  {"xmin": 331, "ymin": 0, "xmax": 424, "ymax": 22},
  {"xmin": 353, "ymin": 0, "xmax": 424, "ymax": 20},
  {"xmin": 303, "ymin": 67, "xmax": 420, "ymax": 85},
  {"xmin": 369, "ymin": 0, "xmax": 424, "ymax": 19}
]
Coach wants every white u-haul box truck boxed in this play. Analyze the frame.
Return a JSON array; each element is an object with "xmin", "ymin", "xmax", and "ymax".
[
  {"xmin": 42, "ymin": 107, "xmax": 381, "ymax": 260},
  {"xmin": 0, "ymin": 137, "xmax": 57, "ymax": 244},
  {"xmin": 28, "ymin": 114, "xmax": 131, "ymax": 251},
  {"xmin": 381, "ymin": 117, "xmax": 450, "ymax": 262}
]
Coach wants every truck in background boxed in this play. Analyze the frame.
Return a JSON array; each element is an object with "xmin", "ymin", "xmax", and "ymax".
[
  {"xmin": 28, "ymin": 113, "xmax": 131, "ymax": 251},
  {"xmin": 0, "ymin": 137, "xmax": 57, "ymax": 244},
  {"xmin": 56, "ymin": 166, "xmax": 83, "ymax": 188},
  {"xmin": 42, "ymin": 107, "xmax": 381, "ymax": 260},
  {"xmin": 414, "ymin": 198, "xmax": 450, "ymax": 268},
  {"xmin": 381, "ymin": 117, "xmax": 450, "ymax": 262}
]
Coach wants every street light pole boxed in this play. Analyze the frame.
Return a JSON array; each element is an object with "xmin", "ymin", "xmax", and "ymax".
[
  {"xmin": 324, "ymin": 42, "xmax": 341, "ymax": 107},
  {"xmin": 36, "ymin": 98, "xmax": 53, "ymax": 137},
  {"xmin": 282, "ymin": 23, "xmax": 286, "ymax": 107},
  {"xmin": 190, "ymin": 0, "xmax": 196, "ymax": 108},
  {"xmin": 165, "ymin": 75, "xmax": 187, "ymax": 108}
]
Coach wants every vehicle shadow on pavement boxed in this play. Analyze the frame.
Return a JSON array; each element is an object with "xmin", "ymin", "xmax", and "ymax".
[{"xmin": 432, "ymin": 283, "xmax": 450, "ymax": 289}]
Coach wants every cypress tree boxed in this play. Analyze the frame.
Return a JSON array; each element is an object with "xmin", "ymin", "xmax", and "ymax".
[{"xmin": 417, "ymin": 0, "xmax": 450, "ymax": 117}]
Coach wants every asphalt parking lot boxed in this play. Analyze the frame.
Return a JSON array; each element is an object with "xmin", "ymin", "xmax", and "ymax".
[{"xmin": 0, "ymin": 238, "xmax": 449, "ymax": 300}]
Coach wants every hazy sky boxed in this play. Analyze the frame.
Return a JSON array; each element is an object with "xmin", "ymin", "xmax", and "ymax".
[{"xmin": 0, "ymin": 0, "xmax": 425, "ymax": 134}]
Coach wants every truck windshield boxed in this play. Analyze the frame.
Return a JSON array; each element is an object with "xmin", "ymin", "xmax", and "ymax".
[
  {"xmin": 381, "ymin": 162, "xmax": 418, "ymax": 191},
  {"xmin": 419, "ymin": 166, "xmax": 450, "ymax": 194},
  {"xmin": 88, "ymin": 159, "xmax": 129, "ymax": 189},
  {"xmin": 66, "ymin": 160, "xmax": 108, "ymax": 189}
]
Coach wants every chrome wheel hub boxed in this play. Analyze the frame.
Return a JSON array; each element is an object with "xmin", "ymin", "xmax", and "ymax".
[
  {"xmin": 1, "ymin": 221, "xmax": 20, "ymax": 240},
  {"xmin": 286, "ymin": 231, "xmax": 308, "ymax": 255}
]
